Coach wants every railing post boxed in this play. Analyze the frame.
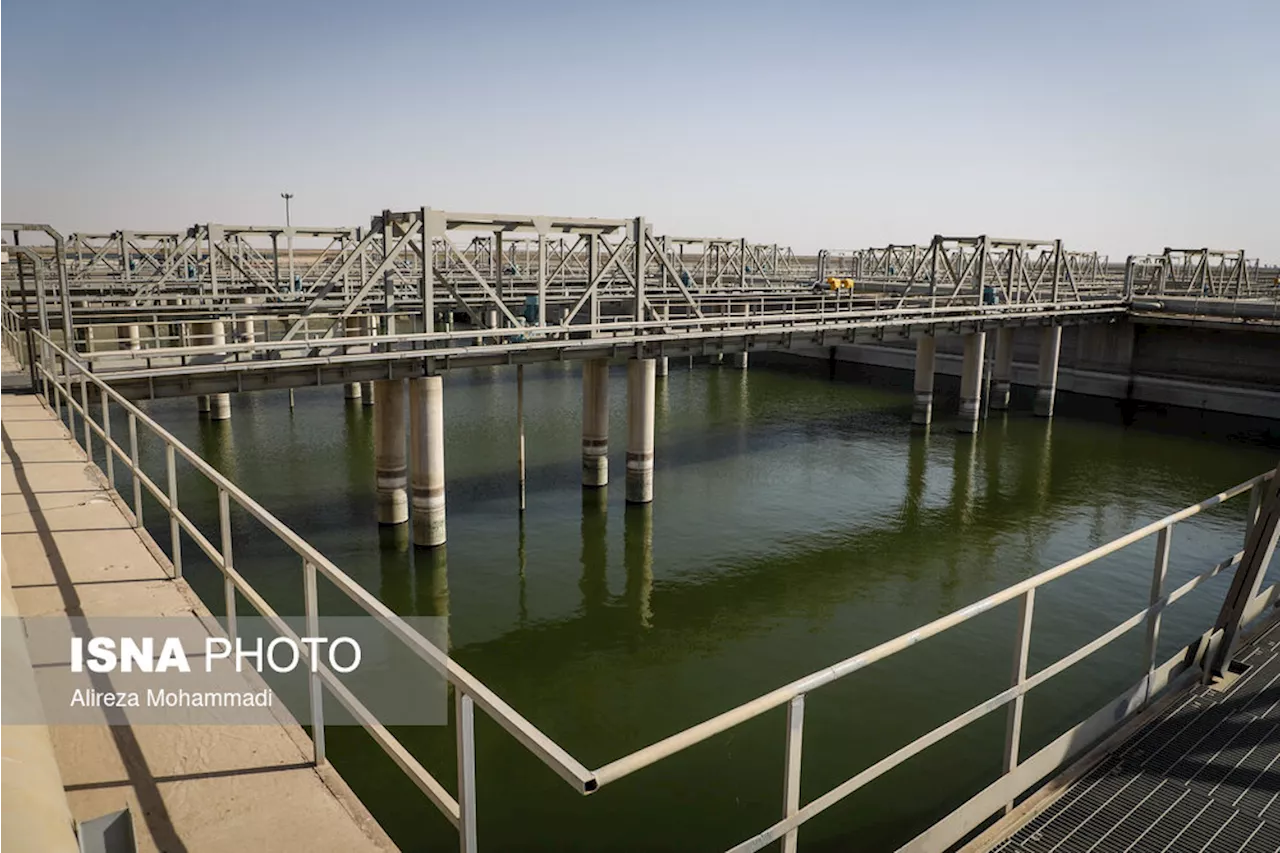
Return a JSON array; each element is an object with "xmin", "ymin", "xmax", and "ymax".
[
  {"xmin": 39, "ymin": 339, "xmax": 50, "ymax": 401},
  {"xmin": 218, "ymin": 488, "xmax": 236, "ymax": 642},
  {"xmin": 456, "ymin": 690, "xmax": 478, "ymax": 853},
  {"xmin": 303, "ymin": 559, "xmax": 326, "ymax": 766},
  {"xmin": 128, "ymin": 413, "xmax": 143, "ymax": 528},
  {"xmin": 79, "ymin": 373, "xmax": 91, "ymax": 458},
  {"xmin": 1246, "ymin": 482, "xmax": 1263, "ymax": 549},
  {"xmin": 65, "ymin": 360, "xmax": 76, "ymax": 436},
  {"xmin": 1208, "ymin": 466, "xmax": 1280, "ymax": 680},
  {"xmin": 1145, "ymin": 525, "xmax": 1173, "ymax": 688},
  {"xmin": 782, "ymin": 694, "xmax": 805, "ymax": 853},
  {"xmin": 166, "ymin": 443, "xmax": 182, "ymax": 578},
  {"xmin": 53, "ymin": 354, "xmax": 64, "ymax": 422},
  {"xmin": 1002, "ymin": 588, "xmax": 1035, "ymax": 812},
  {"xmin": 100, "ymin": 385, "xmax": 114, "ymax": 489}
]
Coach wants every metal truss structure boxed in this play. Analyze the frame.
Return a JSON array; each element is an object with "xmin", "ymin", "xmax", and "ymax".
[
  {"xmin": 63, "ymin": 225, "xmax": 369, "ymax": 299},
  {"xmin": 1124, "ymin": 248, "xmax": 1261, "ymax": 298},
  {"xmin": 4, "ymin": 211, "xmax": 1274, "ymax": 377},
  {"xmin": 37, "ymin": 214, "xmax": 810, "ymax": 314},
  {"xmin": 822, "ymin": 237, "xmax": 1118, "ymax": 308}
]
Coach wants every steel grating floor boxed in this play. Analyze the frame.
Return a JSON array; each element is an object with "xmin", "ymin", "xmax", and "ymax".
[{"xmin": 992, "ymin": 621, "xmax": 1280, "ymax": 853}]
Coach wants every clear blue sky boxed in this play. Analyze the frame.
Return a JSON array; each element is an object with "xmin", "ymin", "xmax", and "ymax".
[{"xmin": 3, "ymin": 1, "xmax": 1277, "ymax": 259}]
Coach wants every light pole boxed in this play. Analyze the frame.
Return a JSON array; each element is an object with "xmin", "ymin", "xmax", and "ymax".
[{"xmin": 281, "ymin": 192, "xmax": 295, "ymax": 289}]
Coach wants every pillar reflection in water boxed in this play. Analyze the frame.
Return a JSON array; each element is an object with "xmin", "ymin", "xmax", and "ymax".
[
  {"xmin": 378, "ymin": 524, "xmax": 412, "ymax": 616},
  {"xmin": 951, "ymin": 432, "xmax": 979, "ymax": 526},
  {"xmin": 415, "ymin": 543, "xmax": 451, "ymax": 651},
  {"xmin": 983, "ymin": 414, "xmax": 1007, "ymax": 508},
  {"xmin": 197, "ymin": 415, "xmax": 237, "ymax": 481},
  {"xmin": 1037, "ymin": 420, "xmax": 1054, "ymax": 511},
  {"xmin": 624, "ymin": 503, "xmax": 654, "ymax": 630},
  {"xmin": 656, "ymin": 366, "xmax": 670, "ymax": 430},
  {"xmin": 579, "ymin": 488, "xmax": 609, "ymax": 619},
  {"xmin": 343, "ymin": 394, "xmax": 374, "ymax": 490},
  {"xmin": 903, "ymin": 426, "xmax": 930, "ymax": 526},
  {"xmin": 517, "ymin": 515, "xmax": 528, "ymax": 627}
]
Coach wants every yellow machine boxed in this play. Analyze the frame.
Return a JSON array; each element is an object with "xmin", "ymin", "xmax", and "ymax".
[{"xmin": 824, "ymin": 277, "xmax": 855, "ymax": 290}]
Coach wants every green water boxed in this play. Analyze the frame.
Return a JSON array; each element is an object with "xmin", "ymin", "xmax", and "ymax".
[{"xmin": 89, "ymin": 359, "xmax": 1277, "ymax": 852}]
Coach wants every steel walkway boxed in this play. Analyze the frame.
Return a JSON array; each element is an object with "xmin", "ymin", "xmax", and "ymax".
[{"xmin": 984, "ymin": 620, "xmax": 1280, "ymax": 853}]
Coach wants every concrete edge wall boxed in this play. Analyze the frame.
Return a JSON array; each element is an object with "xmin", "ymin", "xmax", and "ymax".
[{"xmin": 786, "ymin": 343, "xmax": 1280, "ymax": 420}]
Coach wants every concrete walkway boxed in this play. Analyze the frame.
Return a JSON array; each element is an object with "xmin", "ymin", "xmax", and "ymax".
[{"xmin": 2, "ymin": 369, "xmax": 397, "ymax": 851}]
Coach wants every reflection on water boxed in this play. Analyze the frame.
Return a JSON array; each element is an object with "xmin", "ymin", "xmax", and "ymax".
[
  {"xmin": 125, "ymin": 360, "xmax": 1278, "ymax": 853},
  {"xmin": 624, "ymin": 504, "xmax": 653, "ymax": 631}
]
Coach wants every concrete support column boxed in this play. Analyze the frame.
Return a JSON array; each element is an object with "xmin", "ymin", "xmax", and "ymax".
[
  {"xmin": 626, "ymin": 358, "xmax": 656, "ymax": 504},
  {"xmin": 344, "ymin": 317, "xmax": 363, "ymax": 399},
  {"xmin": 655, "ymin": 356, "xmax": 669, "ymax": 378},
  {"xmin": 582, "ymin": 359, "xmax": 609, "ymax": 487},
  {"xmin": 374, "ymin": 379, "xmax": 408, "ymax": 525},
  {"xmin": 410, "ymin": 375, "xmax": 446, "ymax": 547},
  {"xmin": 1034, "ymin": 325, "xmax": 1063, "ymax": 418},
  {"xmin": 912, "ymin": 336, "xmax": 936, "ymax": 426},
  {"xmin": 194, "ymin": 321, "xmax": 231, "ymax": 420},
  {"xmin": 991, "ymin": 327, "xmax": 1014, "ymax": 411},
  {"xmin": 209, "ymin": 321, "xmax": 231, "ymax": 421},
  {"xmin": 733, "ymin": 351, "xmax": 749, "ymax": 369},
  {"xmin": 119, "ymin": 324, "xmax": 141, "ymax": 351},
  {"xmin": 360, "ymin": 316, "xmax": 376, "ymax": 405},
  {"xmin": 239, "ymin": 297, "xmax": 256, "ymax": 346},
  {"xmin": 958, "ymin": 331, "xmax": 987, "ymax": 434}
]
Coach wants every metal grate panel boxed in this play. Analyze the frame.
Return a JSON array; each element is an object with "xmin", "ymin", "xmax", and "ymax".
[{"xmin": 991, "ymin": 625, "xmax": 1280, "ymax": 852}]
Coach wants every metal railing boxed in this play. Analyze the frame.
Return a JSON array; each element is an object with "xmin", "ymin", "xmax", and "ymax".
[
  {"xmin": 4, "ymin": 302, "xmax": 1276, "ymax": 853},
  {"xmin": 15, "ymin": 321, "xmax": 593, "ymax": 853}
]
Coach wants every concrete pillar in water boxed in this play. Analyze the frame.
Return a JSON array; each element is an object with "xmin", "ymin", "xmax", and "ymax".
[
  {"xmin": 733, "ymin": 351, "xmax": 749, "ymax": 369},
  {"xmin": 239, "ymin": 297, "xmax": 256, "ymax": 346},
  {"xmin": 991, "ymin": 327, "xmax": 1014, "ymax": 411},
  {"xmin": 582, "ymin": 359, "xmax": 609, "ymax": 488},
  {"xmin": 1034, "ymin": 325, "xmax": 1063, "ymax": 418},
  {"xmin": 360, "ymin": 317, "xmax": 376, "ymax": 406},
  {"xmin": 374, "ymin": 379, "xmax": 408, "ymax": 525},
  {"xmin": 655, "ymin": 356, "xmax": 669, "ymax": 377},
  {"xmin": 119, "ymin": 322, "xmax": 141, "ymax": 351},
  {"xmin": 958, "ymin": 331, "xmax": 987, "ymax": 434},
  {"xmin": 344, "ymin": 317, "xmax": 363, "ymax": 400},
  {"xmin": 410, "ymin": 375, "xmax": 446, "ymax": 547},
  {"xmin": 194, "ymin": 321, "xmax": 231, "ymax": 420},
  {"xmin": 209, "ymin": 321, "xmax": 231, "ymax": 421},
  {"xmin": 912, "ymin": 335, "xmax": 936, "ymax": 427},
  {"xmin": 626, "ymin": 358, "xmax": 656, "ymax": 504}
]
